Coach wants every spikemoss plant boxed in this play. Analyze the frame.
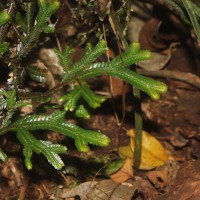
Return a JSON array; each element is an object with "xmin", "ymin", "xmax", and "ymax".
[{"xmin": 0, "ymin": 0, "xmax": 167, "ymax": 170}]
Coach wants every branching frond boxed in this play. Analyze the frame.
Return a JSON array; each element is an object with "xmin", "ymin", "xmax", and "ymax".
[
  {"xmin": 59, "ymin": 41, "xmax": 167, "ymax": 100},
  {"xmin": 16, "ymin": 0, "xmax": 61, "ymax": 60},
  {"xmin": 0, "ymin": 110, "xmax": 110, "ymax": 155},
  {"xmin": 17, "ymin": 129, "xmax": 66, "ymax": 170}
]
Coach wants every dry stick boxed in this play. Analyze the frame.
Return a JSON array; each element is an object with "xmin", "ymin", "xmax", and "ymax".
[
  {"xmin": 137, "ymin": 69, "xmax": 200, "ymax": 89},
  {"xmin": 109, "ymin": 8, "xmax": 142, "ymax": 169}
]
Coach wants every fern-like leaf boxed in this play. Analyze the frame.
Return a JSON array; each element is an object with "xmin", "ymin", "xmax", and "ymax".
[
  {"xmin": 0, "ymin": 111, "xmax": 110, "ymax": 152},
  {"xmin": 54, "ymin": 46, "xmax": 74, "ymax": 72},
  {"xmin": 16, "ymin": 0, "xmax": 61, "ymax": 60},
  {"xmin": 27, "ymin": 66, "xmax": 47, "ymax": 83},
  {"xmin": 0, "ymin": 148, "xmax": 7, "ymax": 162},
  {"xmin": 17, "ymin": 130, "xmax": 66, "ymax": 170},
  {"xmin": 60, "ymin": 86, "xmax": 82, "ymax": 111},
  {"xmin": 61, "ymin": 84, "xmax": 105, "ymax": 111},
  {"xmin": 62, "ymin": 40, "xmax": 108, "ymax": 81},
  {"xmin": 75, "ymin": 105, "xmax": 90, "ymax": 119}
]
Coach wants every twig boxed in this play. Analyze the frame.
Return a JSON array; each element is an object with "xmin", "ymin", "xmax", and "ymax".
[{"xmin": 137, "ymin": 69, "xmax": 200, "ymax": 88}]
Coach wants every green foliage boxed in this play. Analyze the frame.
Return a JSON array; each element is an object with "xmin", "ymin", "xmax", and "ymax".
[
  {"xmin": 0, "ymin": 10, "xmax": 10, "ymax": 57},
  {"xmin": 75, "ymin": 105, "xmax": 90, "ymax": 119},
  {"xmin": 164, "ymin": 0, "xmax": 200, "ymax": 41},
  {"xmin": 0, "ymin": 42, "xmax": 9, "ymax": 58},
  {"xmin": 27, "ymin": 66, "xmax": 47, "ymax": 83},
  {"xmin": 59, "ymin": 42, "xmax": 167, "ymax": 100},
  {"xmin": 54, "ymin": 46, "xmax": 75, "ymax": 72},
  {"xmin": 60, "ymin": 84, "xmax": 105, "ymax": 111},
  {"xmin": 182, "ymin": 0, "xmax": 200, "ymax": 41},
  {"xmin": 17, "ymin": 129, "xmax": 66, "ymax": 170},
  {"xmin": 0, "ymin": 10, "xmax": 11, "ymax": 26},
  {"xmin": 0, "ymin": 90, "xmax": 32, "ymax": 128},
  {"xmin": 0, "ymin": 148, "xmax": 7, "ymax": 162},
  {"xmin": 0, "ymin": 0, "xmax": 168, "ymax": 171},
  {"xmin": 15, "ymin": 0, "xmax": 60, "ymax": 60}
]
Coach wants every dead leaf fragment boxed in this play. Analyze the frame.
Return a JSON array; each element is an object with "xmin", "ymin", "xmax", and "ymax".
[
  {"xmin": 146, "ymin": 161, "xmax": 179, "ymax": 189},
  {"xmin": 158, "ymin": 160, "xmax": 200, "ymax": 200},
  {"xmin": 118, "ymin": 129, "xmax": 174, "ymax": 170},
  {"xmin": 61, "ymin": 179, "xmax": 140, "ymax": 200},
  {"xmin": 110, "ymin": 158, "xmax": 134, "ymax": 183},
  {"xmin": 88, "ymin": 179, "xmax": 139, "ymax": 200}
]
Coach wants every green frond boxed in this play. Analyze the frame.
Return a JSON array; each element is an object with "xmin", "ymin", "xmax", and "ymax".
[
  {"xmin": 27, "ymin": 66, "xmax": 47, "ymax": 83},
  {"xmin": 61, "ymin": 86, "xmax": 82, "ymax": 111},
  {"xmin": 42, "ymin": 24, "xmax": 55, "ymax": 33},
  {"xmin": 109, "ymin": 43, "xmax": 151, "ymax": 68},
  {"xmin": 60, "ymin": 41, "xmax": 167, "ymax": 99},
  {"xmin": 163, "ymin": 0, "xmax": 190, "ymax": 24},
  {"xmin": 36, "ymin": 0, "xmax": 60, "ymax": 27},
  {"xmin": 80, "ymin": 84, "xmax": 105, "ymax": 108},
  {"xmin": 54, "ymin": 46, "xmax": 74, "ymax": 72},
  {"xmin": 75, "ymin": 105, "xmax": 90, "ymax": 119},
  {"xmin": 24, "ymin": 1, "xmax": 35, "ymax": 34},
  {"xmin": 17, "ymin": 130, "xmax": 66, "ymax": 170},
  {"xmin": 62, "ymin": 40, "xmax": 108, "ymax": 81},
  {"xmin": 0, "ymin": 10, "xmax": 11, "ymax": 26},
  {"xmin": 61, "ymin": 84, "xmax": 105, "ymax": 111},
  {"xmin": 1, "ymin": 111, "xmax": 14, "ymax": 128},
  {"xmin": 15, "ymin": 12, "xmax": 27, "ymax": 32},
  {"xmin": 0, "ymin": 148, "xmax": 7, "ymax": 162},
  {"xmin": 3, "ymin": 90, "xmax": 16, "ymax": 110},
  {"xmin": 16, "ymin": 0, "xmax": 61, "ymax": 60},
  {"xmin": 2, "ymin": 111, "xmax": 110, "ymax": 151},
  {"xmin": 75, "ymin": 137, "xmax": 90, "ymax": 152},
  {"xmin": 0, "ymin": 42, "xmax": 9, "ymax": 58},
  {"xmin": 79, "ymin": 65, "xmax": 167, "ymax": 100},
  {"xmin": 0, "ymin": 96, "xmax": 7, "ymax": 110},
  {"xmin": 182, "ymin": 0, "xmax": 200, "ymax": 41}
]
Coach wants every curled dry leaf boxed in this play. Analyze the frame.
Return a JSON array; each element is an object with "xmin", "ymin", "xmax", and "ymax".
[
  {"xmin": 117, "ymin": 129, "xmax": 174, "ymax": 170},
  {"xmin": 89, "ymin": 179, "xmax": 139, "ymax": 200},
  {"xmin": 146, "ymin": 160, "xmax": 179, "ymax": 189},
  {"xmin": 138, "ymin": 43, "xmax": 179, "ymax": 71},
  {"xmin": 61, "ymin": 179, "xmax": 140, "ymax": 200},
  {"xmin": 110, "ymin": 158, "xmax": 134, "ymax": 184}
]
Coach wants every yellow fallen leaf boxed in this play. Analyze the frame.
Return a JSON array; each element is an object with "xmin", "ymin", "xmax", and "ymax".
[{"xmin": 117, "ymin": 129, "xmax": 174, "ymax": 170}]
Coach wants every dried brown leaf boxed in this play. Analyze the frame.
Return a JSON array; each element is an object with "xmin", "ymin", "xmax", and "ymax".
[{"xmin": 110, "ymin": 158, "xmax": 134, "ymax": 183}]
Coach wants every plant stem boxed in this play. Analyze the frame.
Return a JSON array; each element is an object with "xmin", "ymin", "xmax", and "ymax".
[{"xmin": 109, "ymin": 7, "xmax": 142, "ymax": 169}]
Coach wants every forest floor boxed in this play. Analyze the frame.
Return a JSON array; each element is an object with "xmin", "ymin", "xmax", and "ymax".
[{"xmin": 0, "ymin": 1, "xmax": 200, "ymax": 200}]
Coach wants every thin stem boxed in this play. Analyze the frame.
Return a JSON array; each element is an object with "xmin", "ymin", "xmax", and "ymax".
[{"xmin": 109, "ymin": 6, "xmax": 142, "ymax": 169}]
